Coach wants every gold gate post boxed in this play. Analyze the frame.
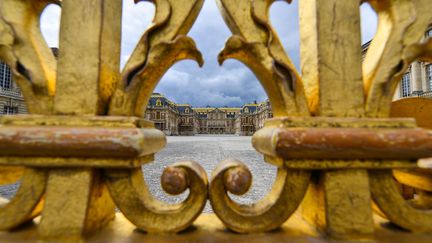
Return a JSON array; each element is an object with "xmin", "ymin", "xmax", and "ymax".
[
  {"xmin": 38, "ymin": 0, "xmax": 121, "ymax": 240},
  {"xmin": 1, "ymin": 0, "xmax": 206, "ymax": 240},
  {"xmin": 299, "ymin": 0, "xmax": 374, "ymax": 239}
]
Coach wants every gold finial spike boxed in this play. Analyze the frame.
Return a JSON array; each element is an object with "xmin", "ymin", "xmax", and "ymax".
[
  {"xmin": 54, "ymin": 0, "xmax": 121, "ymax": 115},
  {"xmin": 300, "ymin": 0, "xmax": 364, "ymax": 117},
  {"xmin": 299, "ymin": 0, "xmax": 373, "ymax": 239},
  {"xmin": 39, "ymin": 0, "xmax": 121, "ymax": 240}
]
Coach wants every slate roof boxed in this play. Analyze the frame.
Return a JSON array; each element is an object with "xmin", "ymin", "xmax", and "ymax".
[
  {"xmin": 241, "ymin": 104, "xmax": 258, "ymax": 114},
  {"xmin": 177, "ymin": 104, "xmax": 193, "ymax": 114},
  {"xmin": 193, "ymin": 107, "xmax": 241, "ymax": 113},
  {"xmin": 148, "ymin": 95, "xmax": 169, "ymax": 107},
  {"xmin": 148, "ymin": 93, "xmax": 179, "ymax": 112},
  {"xmin": 193, "ymin": 107, "xmax": 241, "ymax": 119},
  {"xmin": 148, "ymin": 93, "xmax": 265, "ymax": 116}
]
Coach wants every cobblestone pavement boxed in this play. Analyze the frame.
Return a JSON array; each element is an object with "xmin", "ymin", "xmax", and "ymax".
[{"xmin": 0, "ymin": 135, "xmax": 277, "ymax": 213}]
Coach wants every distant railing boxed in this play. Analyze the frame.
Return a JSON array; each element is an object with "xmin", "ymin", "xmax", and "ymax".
[
  {"xmin": 0, "ymin": 87, "xmax": 23, "ymax": 99},
  {"xmin": 411, "ymin": 90, "xmax": 432, "ymax": 98},
  {"xmin": 179, "ymin": 122, "xmax": 193, "ymax": 126},
  {"xmin": 208, "ymin": 125, "xmax": 226, "ymax": 128}
]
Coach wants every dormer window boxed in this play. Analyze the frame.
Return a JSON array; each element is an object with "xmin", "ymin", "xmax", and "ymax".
[
  {"xmin": 156, "ymin": 99, "xmax": 162, "ymax": 106},
  {"xmin": 244, "ymin": 107, "xmax": 249, "ymax": 113},
  {"xmin": 185, "ymin": 107, "xmax": 190, "ymax": 113}
]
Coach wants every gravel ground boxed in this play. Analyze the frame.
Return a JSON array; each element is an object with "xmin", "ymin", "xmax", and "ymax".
[{"xmin": 0, "ymin": 135, "xmax": 277, "ymax": 213}]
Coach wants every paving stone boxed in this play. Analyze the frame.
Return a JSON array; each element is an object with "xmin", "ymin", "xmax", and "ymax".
[
  {"xmin": 0, "ymin": 135, "xmax": 277, "ymax": 213},
  {"xmin": 143, "ymin": 135, "xmax": 277, "ymax": 213}
]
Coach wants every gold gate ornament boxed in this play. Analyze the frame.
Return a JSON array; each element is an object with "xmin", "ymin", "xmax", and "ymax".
[
  {"xmin": 0, "ymin": 0, "xmax": 207, "ymax": 241},
  {"xmin": 0, "ymin": 0, "xmax": 432, "ymax": 241},
  {"xmin": 211, "ymin": 0, "xmax": 432, "ymax": 239}
]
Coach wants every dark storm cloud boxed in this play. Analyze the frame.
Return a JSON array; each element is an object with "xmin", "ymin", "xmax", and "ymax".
[
  {"xmin": 155, "ymin": 1, "xmax": 300, "ymax": 107},
  {"xmin": 40, "ymin": 1, "xmax": 377, "ymax": 108}
]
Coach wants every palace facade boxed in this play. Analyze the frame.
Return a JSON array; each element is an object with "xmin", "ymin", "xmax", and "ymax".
[
  {"xmin": 0, "ymin": 62, "xmax": 273, "ymax": 136},
  {"xmin": 362, "ymin": 27, "xmax": 432, "ymax": 100},
  {"xmin": 0, "ymin": 48, "xmax": 58, "ymax": 116},
  {"xmin": 2, "ymin": 36, "xmax": 431, "ymax": 134},
  {"xmin": 145, "ymin": 93, "xmax": 273, "ymax": 136},
  {"xmin": 0, "ymin": 61, "xmax": 27, "ymax": 115}
]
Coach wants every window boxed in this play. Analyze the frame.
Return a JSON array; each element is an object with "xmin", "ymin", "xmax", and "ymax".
[
  {"xmin": 426, "ymin": 28, "xmax": 432, "ymax": 38},
  {"xmin": 3, "ymin": 106, "xmax": 17, "ymax": 115},
  {"xmin": 0, "ymin": 62, "xmax": 12, "ymax": 89},
  {"xmin": 426, "ymin": 64, "xmax": 432, "ymax": 91},
  {"xmin": 244, "ymin": 107, "xmax": 249, "ymax": 113},
  {"xmin": 156, "ymin": 99, "xmax": 162, "ymax": 106},
  {"xmin": 400, "ymin": 73, "xmax": 411, "ymax": 97},
  {"xmin": 185, "ymin": 107, "xmax": 189, "ymax": 113}
]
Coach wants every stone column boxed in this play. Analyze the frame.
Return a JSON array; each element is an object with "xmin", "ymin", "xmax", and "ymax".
[{"xmin": 411, "ymin": 62, "xmax": 423, "ymax": 93}]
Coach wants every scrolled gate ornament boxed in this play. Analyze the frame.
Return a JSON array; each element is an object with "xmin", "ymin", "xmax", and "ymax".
[
  {"xmin": 0, "ymin": 0, "xmax": 431, "ymax": 241},
  {"xmin": 0, "ymin": 0, "xmax": 206, "ymax": 240},
  {"xmin": 211, "ymin": 0, "xmax": 432, "ymax": 239}
]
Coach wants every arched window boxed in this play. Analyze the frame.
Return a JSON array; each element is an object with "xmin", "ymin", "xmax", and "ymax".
[{"xmin": 244, "ymin": 107, "xmax": 249, "ymax": 113}]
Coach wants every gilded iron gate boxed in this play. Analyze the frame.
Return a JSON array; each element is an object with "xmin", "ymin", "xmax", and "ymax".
[{"xmin": 0, "ymin": 0, "xmax": 432, "ymax": 241}]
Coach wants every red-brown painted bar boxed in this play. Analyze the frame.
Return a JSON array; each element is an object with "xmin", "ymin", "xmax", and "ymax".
[
  {"xmin": 274, "ymin": 128, "xmax": 432, "ymax": 160},
  {"xmin": 0, "ymin": 126, "xmax": 164, "ymax": 158}
]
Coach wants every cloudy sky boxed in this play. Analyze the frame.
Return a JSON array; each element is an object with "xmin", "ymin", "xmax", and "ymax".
[{"xmin": 41, "ymin": 1, "xmax": 377, "ymax": 108}]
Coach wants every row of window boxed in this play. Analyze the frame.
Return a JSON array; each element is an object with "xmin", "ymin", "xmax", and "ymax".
[
  {"xmin": 198, "ymin": 111, "xmax": 238, "ymax": 117},
  {"xmin": 151, "ymin": 111, "xmax": 172, "ymax": 120},
  {"xmin": 155, "ymin": 100, "xmax": 269, "ymax": 118},
  {"xmin": 0, "ymin": 62, "xmax": 12, "ymax": 89},
  {"xmin": 400, "ymin": 64, "xmax": 432, "ymax": 97},
  {"xmin": 241, "ymin": 117, "xmax": 254, "ymax": 123},
  {"xmin": 3, "ymin": 106, "xmax": 18, "ymax": 115}
]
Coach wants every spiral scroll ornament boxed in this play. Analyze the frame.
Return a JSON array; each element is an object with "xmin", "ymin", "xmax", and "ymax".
[
  {"xmin": 210, "ymin": 0, "xmax": 432, "ymax": 239},
  {"xmin": 105, "ymin": 161, "xmax": 208, "ymax": 233},
  {"xmin": 0, "ymin": 0, "xmax": 206, "ymax": 240},
  {"xmin": 209, "ymin": 160, "xmax": 310, "ymax": 233}
]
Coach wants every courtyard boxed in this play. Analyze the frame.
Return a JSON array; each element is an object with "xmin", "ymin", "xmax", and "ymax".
[{"xmin": 0, "ymin": 135, "xmax": 276, "ymax": 213}]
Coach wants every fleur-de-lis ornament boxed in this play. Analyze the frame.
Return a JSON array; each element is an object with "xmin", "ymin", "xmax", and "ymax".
[
  {"xmin": 0, "ymin": 0, "xmax": 206, "ymax": 240},
  {"xmin": 210, "ymin": 0, "xmax": 432, "ymax": 239}
]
